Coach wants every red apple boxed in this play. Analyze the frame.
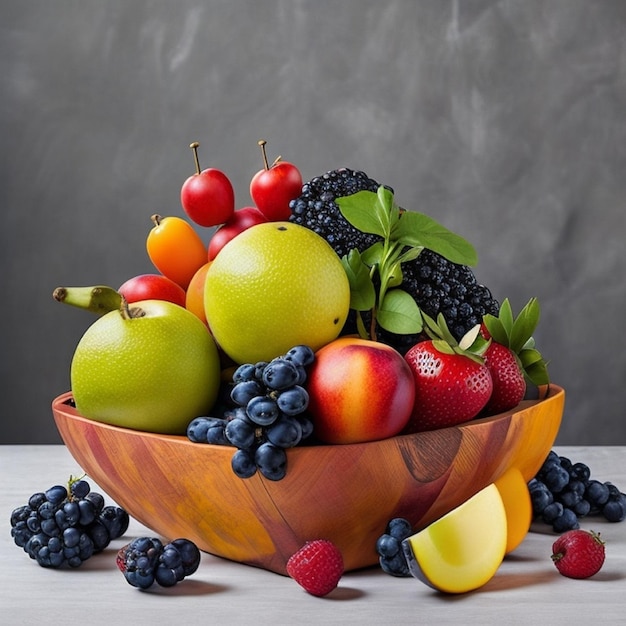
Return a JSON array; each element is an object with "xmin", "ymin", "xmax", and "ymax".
[
  {"xmin": 118, "ymin": 274, "xmax": 186, "ymax": 307},
  {"xmin": 181, "ymin": 141, "xmax": 235, "ymax": 227},
  {"xmin": 306, "ymin": 337, "xmax": 415, "ymax": 444},
  {"xmin": 249, "ymin": 139, "xmax": 302, "ymax": 221},
  {"xmin": 207, "ymin": 206, "xmax": 268, "ymax": 261}
]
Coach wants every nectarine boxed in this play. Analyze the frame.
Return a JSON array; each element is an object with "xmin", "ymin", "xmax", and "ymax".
[{"xmin": 306, "ymin": 337, "xmax": 415, "ymax": 444}]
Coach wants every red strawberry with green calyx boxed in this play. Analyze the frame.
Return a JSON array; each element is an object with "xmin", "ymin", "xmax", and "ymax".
[
  {"xmin": 402, "ymin": 313, "xmax": 493, "ymax": 433},
  {"xmin": 481, "ymin": 298, "xmax": 550, "ymax": 414}
]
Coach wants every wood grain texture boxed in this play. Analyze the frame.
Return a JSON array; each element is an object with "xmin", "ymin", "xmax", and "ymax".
[{"xmin": 52, "ymin": 385, "xmax": 564, "ymax": 574}]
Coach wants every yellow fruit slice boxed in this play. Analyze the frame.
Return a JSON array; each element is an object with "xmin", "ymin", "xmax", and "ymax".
[
  {"xmin": 494, "ymin": 466, "xmax": 533, "ymax": 554},
  {"xmin": 402, "ymin": 483, "xmax": 507, "ymax": 593}
]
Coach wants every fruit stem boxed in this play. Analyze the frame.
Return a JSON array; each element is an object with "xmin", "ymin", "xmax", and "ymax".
[
  {"xmin": 189, "ymin": 141, "xmax": 202, "ymax": 175},
  {"xmin": 151, "ymin": 214, "xmax": 162, "ymax": 227},
  {"xmin": 119, "ymin": 294, "xmax": 146, "ymax": 320},
  {"xmin": 258, "ymin": 139, "xmax": 270, "ymax": 170}
]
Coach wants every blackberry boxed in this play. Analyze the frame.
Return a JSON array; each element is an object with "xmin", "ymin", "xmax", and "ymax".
[
  {"xmin": 289, "ymin": 168, "xmax": 499, "ymax": 347},
  {"xmin": 289, "ymin": 168, "xmax": 383, "ymax": 259}
]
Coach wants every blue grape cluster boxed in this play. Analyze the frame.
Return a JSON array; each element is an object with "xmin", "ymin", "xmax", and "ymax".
[
  {"xmin": 116, "ymin": 536, "xmax": 201, "ymax": 589},
  {"xmin": 375, "ymin": 517, "xmax": 412, "ymax": 577},
  {"xmin": 188, "ymin": 345, "xmax": 315, "ymax": 481},
  {"xmin": 529, "ymin": 450, "xmax": 626, "ymax": 532},
  {"xmin": 10, "ymin": 476, "xmax": 129, "ymax": 568}
]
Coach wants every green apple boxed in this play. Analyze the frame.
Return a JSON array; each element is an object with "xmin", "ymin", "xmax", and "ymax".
[{"xmin": 70, "ymin": 298, "xmax": 220, "ymax": 434}]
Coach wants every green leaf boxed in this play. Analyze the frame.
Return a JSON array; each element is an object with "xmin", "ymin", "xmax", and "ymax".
[
  {"xmin": 377, "ymin": 289, "xmax": 423, "ymax": 334},
  {"xmin": 391, "ymin": 211, "xmax": 477, "ymax": 266},
  {"xmin": 341, "ymin": 250, "xmax": 376, "ymax": 311},
  {"xmin": 525, "ymin": 359, "xmax": 550, "ymax": 386},
  {"xmin": 483, "ymin": 314, "xmax": 509, "ymax": 346},
  {"xmin": 336, "ymin": 190, "xmax": 390, "ymax": 238},
  {"xmin": 361, "ymin": 241, "xmax": 384, "ymax": 267},
  {"xmin": 498, "ymin": 299, "xmax": 514, "ymax": 336}
]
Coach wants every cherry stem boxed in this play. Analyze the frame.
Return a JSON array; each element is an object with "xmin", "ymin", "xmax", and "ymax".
[
  {"xmin": 189, "ymin": 141, "xmax": 202, "ymax": 175},
  {"xmin": 257, "ymin": 139, "xmax": 270, "ymax": 170}
]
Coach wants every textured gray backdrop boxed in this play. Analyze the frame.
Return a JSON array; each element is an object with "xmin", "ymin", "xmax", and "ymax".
[{"xmin": 2, "ymin": 0, "xmax": 625, "ymax": 444}]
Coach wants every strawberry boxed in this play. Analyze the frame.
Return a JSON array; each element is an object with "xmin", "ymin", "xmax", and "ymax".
[
  {"xmin": 403, "ymin": 313, "xmax": 493, "ymax": 432},
  {"xmin": 482, "ymin": 342, "xmax": 526, "ymax": 414},
  {"xmin": 286, "ymin": 539, "xmax": 344, "ymax": 597},
  {"xmin": 481, "ymin": 298, "xmax": 550, "ymax": 414},
  {"xmin": 551, "ymin": 529, "xmax": 606, "ymax": 579}
]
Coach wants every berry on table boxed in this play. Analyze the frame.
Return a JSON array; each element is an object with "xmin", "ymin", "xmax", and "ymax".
[
  {"xmin": 10, "ymin": 475, "xmax": 129, "ymax": 569},
  {"xmin": 286, "ymin": 539, "xmax": 344, "ymax": 597},
  {"xmin": 117, "ymin": 537, "xmax": 201, "ymax": 589},
  {"xmin": 375, "ymin": 517, "xmax": 412, "ymax": 577},
  {"xmin": 551, "ymin": 529, "xmax": 605, "ymax": 579}
]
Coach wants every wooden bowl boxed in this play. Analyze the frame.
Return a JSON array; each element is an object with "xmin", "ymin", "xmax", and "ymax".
[{"xmin": 52, "ymin": 385, "xmax": 564, "ymax": 575}]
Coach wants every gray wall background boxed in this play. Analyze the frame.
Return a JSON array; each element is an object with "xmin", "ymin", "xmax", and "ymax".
[{"xmin": 2, "ymin": 0, "xmax": 625, "ymax": 445}]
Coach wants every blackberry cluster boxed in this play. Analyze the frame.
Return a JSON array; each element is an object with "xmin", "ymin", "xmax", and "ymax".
[
  {"xmin": 529, "ymin": 450, "xmax": 626, "ymax": 533},
  {"xmin": 116, "ymin": 537, "xmax": 201, "ymax": 589},
  {"xmin": 289, "ymin": 168, "xmax": 383, "ymax": 259},
  {"xmin": 375, "ymin": 517, "xmax": 412, "ymax": 577},
  {"xmin": 187, "ymin": 345, "xmax": 315, "ymax": 481},
  {"xmin": 10, "ymin": 477, "xmax": 129, "ymax": 568},
  {"xmin": 289, "ymin": 168, "xmax": 499, "ymax": 347}
]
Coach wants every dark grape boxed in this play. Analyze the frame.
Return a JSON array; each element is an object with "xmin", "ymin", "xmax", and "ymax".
[{"xmin": 10, "ymin": 476, "xmax": 129, "ymax": 569}]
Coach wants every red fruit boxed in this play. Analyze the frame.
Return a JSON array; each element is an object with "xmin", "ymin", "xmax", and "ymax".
[
  {"xmin": 482, "ymin": 342, "xmax": 526, "ymax": 414},
  {"xmin": 286, "ymin": 539, "xmax": 344, "ymax": 597},
  {"xmin": 181, "ymin": 142, "xmax": 235, "ymax": 227},
  {"xmin": 207, "ymin": 207, "xmax": 267, "ymax": 261},
  {"xmin": 118, "ymin": 274, "xmax": 186, "ymax": 308},
  {"xmin": 250, "ymin": 139, "xmax": 302, "ymax": 221},
  {"xmin": 403, "ymin": 340, "xmax": 493, "ymax": 432},
  {"xmin": 551, "ymin": 529, "xmax": 605, "ymax": 579}
]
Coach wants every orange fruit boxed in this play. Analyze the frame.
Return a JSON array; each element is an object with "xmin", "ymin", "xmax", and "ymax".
[
  {"xmin": 70, "ymin": 299, "xmax": 220, "ymax": 434},
  {"xmin": 494, "ymin": 466, "xmax": 533, "ymax": 554},
  {"xmin": 204, "ymin": 222, "xmax": 350, "ymax": 364}
]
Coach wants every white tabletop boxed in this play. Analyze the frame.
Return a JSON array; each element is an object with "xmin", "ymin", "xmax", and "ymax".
[{"xmin": 1, "ymin": 445, "xmax": 625, "ymax": 625}]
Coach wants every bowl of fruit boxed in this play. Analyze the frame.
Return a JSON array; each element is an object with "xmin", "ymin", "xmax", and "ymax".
[{"xmin": 51, "ymin": 151, "xmax": 562, "ymax": 575}]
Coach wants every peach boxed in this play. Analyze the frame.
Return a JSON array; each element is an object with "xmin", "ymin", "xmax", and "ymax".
[
  {"xmin": 185, "ymin": 261, "xmax": 211, "ymax": 325},
  {"xmin": 306, "ymin": 337, "xmax": 415, "ymax": 444}
]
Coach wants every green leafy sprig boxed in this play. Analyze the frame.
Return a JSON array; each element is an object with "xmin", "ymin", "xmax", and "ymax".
[
  {"xmin": 482, "ymin": 297, "xmax": 550, "ymax": 387},
  {"xmin": 336, "ymin": 186, "xmax": 477, "ymax": 341}
]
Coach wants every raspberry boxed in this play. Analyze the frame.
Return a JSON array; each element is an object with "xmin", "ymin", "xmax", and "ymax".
[
  {"xmin": 551, "ymin": 529, "xmax": 605, "ymax": 579},
  {"xmin": 286, "ymin": 539, "xmax": 344, "ymax": 597}
]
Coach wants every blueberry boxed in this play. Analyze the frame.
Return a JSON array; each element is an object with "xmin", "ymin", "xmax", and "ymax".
[
  {"xmin": 529, "ymin": 479, "xmax": 553, "ymax": 514},
  {"xmin": 552, "ymin": 507, "xmax": 579, "ymax": 533},
  {"xmin": 569, "ymin": 462, "xmax": 590, "ymax": 482},
  {"xmin": 70, "ymin": 479, "xmax": 91, "ymax": 499},
  {"xmin": 603, "ymin": 493, "xmax": 626, "ymax": 522},
  {"xmin": 233, "ymin": 363, "xmax": 257, "ymax": 383},
  {"xmin": 231, "ymin": 448, "xmax": 257, "ymax": 479},
  {"xmin": 230, "ymin": 380, "xmax": 264, "ymax": 407},
  {"xmin": 542, "ymin": 501, "xmax": 564, "ymax": 523},
  {"xmin": 387, "ymin": 518, "xmax": 412, "ymax": 540},
  {"xmin": 379, "ymin": 552, "xmax": 410, "ymax": 577},
  {"xmin": 246, "ymin": 396, "xmax": 280, "ymax": 426},
  {"xmin": 284, "ymin": 345, "xmax": 315, "ymax": 367},
  {"xmin": 276, "ymin": 385, "xmax": 309, "ymax": 416},
  {"xmin": 44, "ymin": 485, "xmax": 67, "ymax": 506},
  {"xmin": 262, "ymin": 358, "xmax": 301, "ymax": 390},
  {"xmin": 255, "ymin": 443, "xmax": 287, "ymax": 481},
  {"xmin": 376, "ymin": 534, "xmax": 400, "ymax": 558},
  {"xmin": 224, "ymin": 418, "xmax": 256, "ymax": 449},
  {"xmin": 543, "ymin": 465, "xmax": 569, "ymax": 493},
  {"xmin": 585, "ymin": 479, "xmax": 610, "ymax": 507},
  {"xmin": 265, "ymin": 416, "xmax": 303, "ymax": 448}
]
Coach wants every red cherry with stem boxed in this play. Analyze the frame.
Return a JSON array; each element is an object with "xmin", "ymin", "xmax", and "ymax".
[
  {"xmin": 207, "ymin": 206, "xmax": 268, "ymax": 261},
  {"xmin": 181, "ymin": 141, "xmax": 235, "ymax": 228},
  {"xmin": 250, "ymin": 139, "xmax": 303, "ymax": 221}
]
